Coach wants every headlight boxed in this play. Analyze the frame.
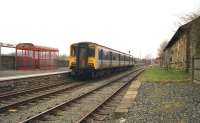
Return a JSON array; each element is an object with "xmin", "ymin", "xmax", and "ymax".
[
  {"xmin": 71, "ymin": 62, "xmax": 76, "ymax": 65},
  {"xmin": 88, "ymin": 63, "xmax": 94, "ymax": 67}
]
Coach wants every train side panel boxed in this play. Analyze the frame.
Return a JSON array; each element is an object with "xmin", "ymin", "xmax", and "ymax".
[{"xmin": 95, "ymin": 45, "xmax": 133, "ymax": 70}]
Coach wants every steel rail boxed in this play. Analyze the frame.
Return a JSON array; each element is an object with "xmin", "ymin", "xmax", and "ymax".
[
  {"xmin": 0, "ymin": 82, "xmax": 85, "ymax": 112},
  {"xmin": 76, "ymin": 69, "xmax": 144, "ymax": 123},
  {"xmin": 0, "ymin": 82, "xmax": 66, "ymax": 99},
  {"xmin": 19, "ymin": 68, "xmax": 143, "ymax": 123}
]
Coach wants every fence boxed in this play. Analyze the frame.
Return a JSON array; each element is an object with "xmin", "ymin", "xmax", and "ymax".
[
  {"xmin": 192, "ymin": 57, "xmax": 200, "ymax": 83},
  {"xmin": 0, "ymin": 43, "xmax": 16, "ymax": 70}
]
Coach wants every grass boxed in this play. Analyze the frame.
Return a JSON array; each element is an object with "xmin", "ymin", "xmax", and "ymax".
[{"xmin": 141, "ymin": 66, "xmax": 191, "ymax": 82}]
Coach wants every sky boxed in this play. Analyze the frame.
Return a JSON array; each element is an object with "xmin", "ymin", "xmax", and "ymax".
[{"xmin": 0, "ymin": 0, "xmax": 199, "ymax": 58}]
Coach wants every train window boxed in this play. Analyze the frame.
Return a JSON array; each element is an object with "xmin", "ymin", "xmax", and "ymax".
[
  {"xmin": 104, "ymin": 51, "xmax": 109, "ymax": 60},
  {"xmin": 120, "ymin": 54, "xmax": 123, "ymax": 61},
  {"xmin": 88, "ymin": 48, "xmax": 95, "ymax": 57},
  {"xmin": 127, "ymin": 56, "xmax": 129, "ymax": 61},
  {"xmin": 113, "ymin": 53, "xmax": 118, "ymax": 60},
  {"xmin": 71, "ymin": 46, "xmax": 77, "ymax": 56},
  {"xmin": 112, "ymin": 53, "xmax": 116, "ymax": 60}
]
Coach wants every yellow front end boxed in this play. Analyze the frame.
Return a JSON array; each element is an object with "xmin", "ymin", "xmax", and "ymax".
[
  {"xmin": 88, "ymin": 57, "xmax": 97, "ymax": 69},
  {"xmin": 68, "ymin": 56, "xmax": 97, "ymax": 69},
  {"xmin": 67, "ymin": 56, "xmax": 76, "ymax": 69}
]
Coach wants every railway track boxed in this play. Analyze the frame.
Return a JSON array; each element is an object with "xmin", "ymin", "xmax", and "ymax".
[
  {"xmin": 0, "ymin": 68, "xmax": 143, "ymax": 123},
  {"xmin": 77, "ymin": 78, "xmax": 132, "ymax": 123},
  {"xmin": 0, "ymin": 82, "xmax": 85, "ymax": 112},
  {"xmin": 0, "ymin": 77, "xmax": 75, "ymax": 97},
  {"xmin": 19, "ymin": 69, "xmax": 144, "ymax": 123},
  {"xmin": 0, "ymin": 82, "xmax": 65, "ymax": 99}
]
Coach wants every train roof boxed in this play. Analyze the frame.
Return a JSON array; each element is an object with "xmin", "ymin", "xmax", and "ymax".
[{"xmin": 71, "ymin": 41, "xmax": 133, "ymax": 57}]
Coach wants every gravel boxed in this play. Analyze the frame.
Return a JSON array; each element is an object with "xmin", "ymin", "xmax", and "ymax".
[
  {"xmin": 0, "ymin": 69, "xmax": 135, "ymax": 123},
  {"xmin": 126, "ymin": 81, "xmax": 200, "ymax": 123}
]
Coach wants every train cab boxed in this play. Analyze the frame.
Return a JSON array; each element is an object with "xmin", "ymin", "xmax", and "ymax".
[{"xmin": 68, "ymin": 42, "xmax": 96, "ymax": 75}]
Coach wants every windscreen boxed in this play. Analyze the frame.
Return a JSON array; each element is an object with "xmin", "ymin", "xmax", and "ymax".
[
  {"xmin": 88, "ymin": 47, "xmax": 95, "ymax": 57},
  {"xmin": 71, "ymin": 46, "xmax": 78, "ymax": 56}
]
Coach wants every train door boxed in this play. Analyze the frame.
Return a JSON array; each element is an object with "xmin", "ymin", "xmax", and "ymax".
[
  {"xmin": 99, "ymin": 49, "xmax": 103, "ymax": 67},
  {"xmin": 77, "ymin": 44, "xmax": 88, "ymax": 69}
]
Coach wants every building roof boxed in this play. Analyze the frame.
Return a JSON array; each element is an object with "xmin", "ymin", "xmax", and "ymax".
[
  {"xmin": 0, "ymin": 42, "xmax": 16, "ymax": 48},
  {"xmin": 16, "ymin": 43, "xmax": 59, "ymax": 51},
  {"xmin": 163, "ymin": 16, "xmax": 200, "ymax": 51}
]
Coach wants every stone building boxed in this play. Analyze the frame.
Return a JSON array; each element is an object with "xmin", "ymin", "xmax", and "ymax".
[{"xmin": 163, "ymin": 16, "xmax": 200, "ymax": 72}]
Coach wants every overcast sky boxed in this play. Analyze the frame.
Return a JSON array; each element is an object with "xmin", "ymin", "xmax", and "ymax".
[{"xmin": 0, "ymin": 0, "xmax": 199, "ymax": 58}]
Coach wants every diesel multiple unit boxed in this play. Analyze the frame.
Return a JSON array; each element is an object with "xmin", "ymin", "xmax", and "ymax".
[{"xmin": 68, "ymin": 42, "xmax": 134, "ymax": 78}]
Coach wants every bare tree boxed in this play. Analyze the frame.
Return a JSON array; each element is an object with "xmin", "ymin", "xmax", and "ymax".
[
  {"xmin": 145, "ymin": 54, "xmax": 152, "ymax": 60},
  {"xmin": 158, "ymin": 41, "xmax": 168, "ymax": 57},
  {"xmin": 177, "ymin": 11, "xmax": 200, "ymax": 26}
]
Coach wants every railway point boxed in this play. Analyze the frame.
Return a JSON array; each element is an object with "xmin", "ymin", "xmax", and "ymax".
[{"xmin": 0, "ymin": 1, "xmax": 200, "ymax": 123}]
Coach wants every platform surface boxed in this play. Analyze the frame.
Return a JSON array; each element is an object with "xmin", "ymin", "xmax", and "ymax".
[
  {"xmin": 115, "ymin": 79, "xmax": 141, "ymax": 118},
  {"xmin": 0, "ymin": 67, "xmax": 70, "ymax": 81}
]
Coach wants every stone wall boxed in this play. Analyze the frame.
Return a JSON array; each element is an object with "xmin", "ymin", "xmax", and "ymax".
[
  {"xmin": 170, "ymin": 33, "xmax": 188, "ymax": 70},
  {"xmin": 163, "ymin": 33, "xmax": 189, "ymax": 71},
  {"xmin": 163, "ymin": 17, "xmax": 200, "ymax": 72},
  {"xmin": 0, "ymin": 72, "xmax": 70, "ymax": 93},
  {"xmin": 190, "ymin": 18, "xmax": 200, "ymax": 57}
]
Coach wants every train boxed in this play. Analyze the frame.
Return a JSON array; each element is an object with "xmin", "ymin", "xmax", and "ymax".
[{"xmin": 67, "ymin": 42, "xmax": 135, "ymax": 79}]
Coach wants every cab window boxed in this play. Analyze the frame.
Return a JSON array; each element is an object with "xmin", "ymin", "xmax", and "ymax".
[
  {"xmin": 88, "ymin": 48, "xmax": 95, "ymax": 57},
  {"xmin": 71, "ymin": 46, "xmax": 77, "ymax": 56}
]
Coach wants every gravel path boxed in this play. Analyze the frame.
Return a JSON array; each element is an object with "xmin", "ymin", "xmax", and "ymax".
[{"xmin": 126, "ymin": 81, "xmax": 200, "ymax": 123}]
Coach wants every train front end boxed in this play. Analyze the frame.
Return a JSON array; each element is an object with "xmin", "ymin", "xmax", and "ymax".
[{"xmin": 68, "ymin": 42, "xmax": 96, "ymax": 78}]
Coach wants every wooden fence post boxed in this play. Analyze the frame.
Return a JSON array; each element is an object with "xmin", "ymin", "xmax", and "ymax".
[{"xmin": 192, "ymin": 56, "xmax": 194, "ymax": 82}]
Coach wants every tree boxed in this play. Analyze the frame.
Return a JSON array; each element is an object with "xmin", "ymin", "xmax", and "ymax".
[
  {"xmin": 145, "ymin": 54, "xmax": 152, "ymax": 60},
  {"xmin": 158, "ymin": 41, "xmax": 168, "ymax": 57},
  {"xmin": 177, "ymin": 11, "xmax": 200, "ymax": 26}
]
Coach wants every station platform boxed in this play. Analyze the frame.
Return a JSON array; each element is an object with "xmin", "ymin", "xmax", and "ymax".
[
  {"xmin": 115, "ymin": 79, "xmax": 141, "ymax": 118},
  {"xmin": 0, "ymin": 67, "xmax": 70, "ymax": 81}
]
